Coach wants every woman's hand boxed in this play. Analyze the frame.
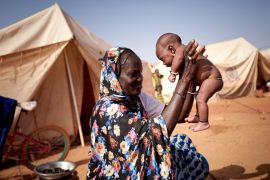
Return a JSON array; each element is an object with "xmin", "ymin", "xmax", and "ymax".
[
  {"xmin": 181, "ymin": 40, "xmax": 206, "ymax": 82},
  {"xmin": 185, "ymin": 40, "xmax": 206, "ymax": 61}
]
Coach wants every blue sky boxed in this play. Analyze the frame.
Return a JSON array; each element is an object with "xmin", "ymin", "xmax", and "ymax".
[{"xmin": 1, "ymin": 0, "xmax": 270, "ymax": 64}]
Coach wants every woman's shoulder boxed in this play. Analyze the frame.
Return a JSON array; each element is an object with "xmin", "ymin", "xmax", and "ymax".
[{"xmin": 139, "ymin": 92, "xmax": 165, "ymax": 119}]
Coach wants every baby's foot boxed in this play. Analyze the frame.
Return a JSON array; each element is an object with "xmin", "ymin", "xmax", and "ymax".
[
  {"xmin": 185, "ymin": 115, "xmax": 199, "ymax": 123},
  {"xmin": 189, "ymin": 121, "xmax": 210, "ymax": 132}
]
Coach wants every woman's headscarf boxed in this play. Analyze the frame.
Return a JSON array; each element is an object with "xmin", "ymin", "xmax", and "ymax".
[
  {"xmin": 99, "ymin": 47, "xmax": 125, "ymax": 98},
  {"xmin": 87, "ymin": 47, "xmax": 173, "ymax": 179}
]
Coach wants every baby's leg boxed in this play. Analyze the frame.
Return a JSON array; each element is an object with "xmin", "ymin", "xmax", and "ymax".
[
  {"xmin": 185, "ymin": 114, "xmax": 199, "ymax": 123},
  {"xmin": 190, "ymin": 79, "xmax": 223, "ymax": 132}
]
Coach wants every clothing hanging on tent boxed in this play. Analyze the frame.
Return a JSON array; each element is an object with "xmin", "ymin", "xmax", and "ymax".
[{"xmin": 0, "ymin": 96, "xmax": 17, "ymax": 157}]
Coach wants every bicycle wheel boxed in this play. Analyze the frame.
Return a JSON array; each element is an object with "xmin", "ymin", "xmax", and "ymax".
[{"xmin": 21, "ymin": 125, "xmax": 70, "ymax": 170}]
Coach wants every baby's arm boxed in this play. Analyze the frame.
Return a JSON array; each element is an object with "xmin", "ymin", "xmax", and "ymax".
[{"xmin": 169, "ymin": 46, "xmax": 185, "ymax": 82}]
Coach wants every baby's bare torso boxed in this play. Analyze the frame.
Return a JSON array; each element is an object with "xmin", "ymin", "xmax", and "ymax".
[{"xmin": 193, "ymin": 56, "xmax": 222, "ymax": 86}]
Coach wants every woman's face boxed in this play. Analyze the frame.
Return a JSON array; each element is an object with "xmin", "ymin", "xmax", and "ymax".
[{"xmin": 118, "ymin": 53, "xmax": 143, "ymax": 96}]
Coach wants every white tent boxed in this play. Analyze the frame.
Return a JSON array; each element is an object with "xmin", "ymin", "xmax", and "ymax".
[
  {"xmin": 155, "ymin": 37, "xmax": 270, "ymax": 103},
  {"xmin": 0, "ymin": 4, "xmax": 112, "ymax": 146},
  {"xmin": 260, "ymin": 48, "xmax": 270, "ymax": 82},
  {"xmin": 261, "ymin": 48, "xmax": 270, "ymax": 59},
  {"xmin": 0, "ymin": 4, "xmax": 157, "ymax": 146}
]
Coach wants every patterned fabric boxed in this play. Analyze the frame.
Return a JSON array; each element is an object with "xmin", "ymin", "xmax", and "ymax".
[
  {"xmin": 170, "ymin": 135, "xmax": 209, "ymax": 180},
  {"xmin": 87, "ymin": 47, "xmax": 209, "ymax": 179}
]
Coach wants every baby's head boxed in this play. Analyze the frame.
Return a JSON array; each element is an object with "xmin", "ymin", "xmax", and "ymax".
[{"xmin": 155, "ymin": 33, "xmax": 182, "ymax": 66}]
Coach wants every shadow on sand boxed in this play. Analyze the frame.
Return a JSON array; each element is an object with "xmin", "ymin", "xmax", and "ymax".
[
  {"xmin": 208, "ymin": 164, "xmax": 270, "ymax": 180},
  {"xmin": 1, "ymin": 161, "xmax": 270, "ymax": 180}
]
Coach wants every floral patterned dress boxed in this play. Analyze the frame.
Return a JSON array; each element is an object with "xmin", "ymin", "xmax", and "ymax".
[{"xmin": 87, "ymin": 47, "xmax": 209, "ymax": 180}]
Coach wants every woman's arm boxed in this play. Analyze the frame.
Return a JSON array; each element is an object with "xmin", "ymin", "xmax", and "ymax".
[
  {"xmin": 161, "ymin": 40, "xmax": 205, "ymax": 135},
  {"xmin": 177, "ymin": 82, "xmax": 196, "ymax": 123}
]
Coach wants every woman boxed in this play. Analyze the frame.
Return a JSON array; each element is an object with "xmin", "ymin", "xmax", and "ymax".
[{"xmin": 87, "ymin": 41, "xmax": 209, "ymax": 179}]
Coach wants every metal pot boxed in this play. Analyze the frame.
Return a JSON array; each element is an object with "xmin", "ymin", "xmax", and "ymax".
[{"xmin": 34, "ymin": 161, "xmax": 76, "ymax": 180}]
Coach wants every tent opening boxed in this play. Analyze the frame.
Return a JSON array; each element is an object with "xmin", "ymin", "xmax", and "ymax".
[{"xmin": 80, "ymin": 61, "xmax": 95, "ymax": 136}]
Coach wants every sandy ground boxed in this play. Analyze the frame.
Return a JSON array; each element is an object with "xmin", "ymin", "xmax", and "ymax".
[{"xmin": 1, "ymin": 93, "xmax": 270, "ymax": 180}]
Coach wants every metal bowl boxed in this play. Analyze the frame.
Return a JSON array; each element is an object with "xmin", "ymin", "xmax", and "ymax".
[{"xmin": 34, "ymin": 161, "xmax": 77, "ymax": 180}]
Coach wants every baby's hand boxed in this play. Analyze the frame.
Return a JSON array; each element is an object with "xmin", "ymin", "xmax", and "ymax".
[
  {"xmin": 168, "ymin": 74, "xmax": 176, "ymax": 82},
  {"xmin": 168, "ymin": 71, "xmax": 178, "ymax": 82}
]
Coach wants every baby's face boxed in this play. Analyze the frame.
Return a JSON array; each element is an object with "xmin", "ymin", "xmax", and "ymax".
[{"xmin": 156, "ymin": 45, "xmax": 173, "ymax": 67}]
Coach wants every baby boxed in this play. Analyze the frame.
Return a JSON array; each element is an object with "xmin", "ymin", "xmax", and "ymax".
[{"xmin": 155, "ymin": 33, "xmax": 223, "ymax": 132}]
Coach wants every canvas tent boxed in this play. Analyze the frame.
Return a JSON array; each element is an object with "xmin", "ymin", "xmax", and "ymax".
[
  {"xmin": 260, "ymin": 48, "xmax": 270, "ymax": 82},
  {"xmin": 261, "ymin": 48, "xmax": 270, "ymax": 59},
  {"xmin": 155, "ymin": 37, "xmax": 270, "ymax": 103},
  {"xmin": 0, "ymin": 4, "xmax": 157, "ymax": 146},
  {"xmin": 0, "ymin": 4, "xmax": 112, "ymax": 146}
]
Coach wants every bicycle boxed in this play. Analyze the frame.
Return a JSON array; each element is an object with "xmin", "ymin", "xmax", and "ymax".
[{"xmin": 1, "ymin": 101, "xmax": 71, "ymax": 170}]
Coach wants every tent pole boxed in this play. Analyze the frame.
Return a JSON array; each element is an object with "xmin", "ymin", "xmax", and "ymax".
[{"xmin": 64, "ymin": 49, "xmax": 85, "ymax": 147}]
